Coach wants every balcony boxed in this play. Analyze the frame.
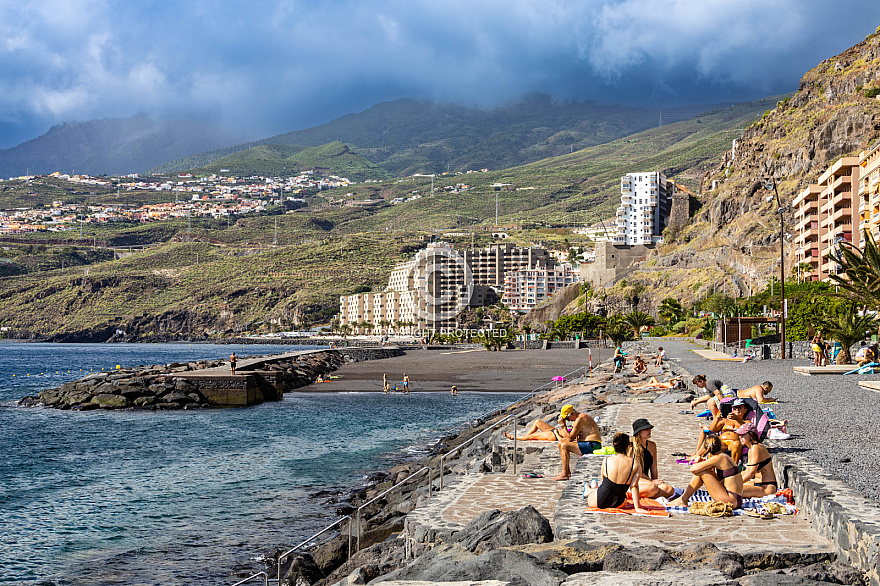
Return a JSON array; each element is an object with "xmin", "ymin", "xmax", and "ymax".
[
  {"xmin": 831, "ymin": 175, "xmax": 852, "ymax": 191},
  {"xmin": 832, "ymin": 206, "xmax": 853, "ymax": 222}
]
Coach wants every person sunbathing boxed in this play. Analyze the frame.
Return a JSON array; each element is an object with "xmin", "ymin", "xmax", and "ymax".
[
  {"xmin": 689, "ymin": 402, "xmax": 751, "ymax": 463},
  {"xmin": 505, "ymin": 417, "xmax": 562, "ymax": 441},
  {"xmin": 855, "ymin": 342, "xmax": 876, "ymax": 367},
  {"xmin": 690, "ymin": 375, "xmax": 735, "ymax": 416},
  {"xmin": 670, "ymin": 435, "xmax": 744, "ymax": 509},
  {"xmin": 738, "ymin": 424, "xmax": 778, "ymax": 498},
  {"xmin": 737, "ymin": 381, "xmax": 774, "ymax": 403},
  {"xmin": 630, "ymin": 418, "xmax": 675, "ymax": 499},
  {"xmin": 554, "ymin": 404, "xmax": 603, "ymax": 481},
  {"xmin": 632, "ymin": 356, "xmax": 648, "ymax": 374},
  {"xmin": 629, "ymin": 376, "xmax": 684, "ymax": 390},
  {"xmin": 584, "ymin": 432, "xmax": 646, "ymax": 512}
]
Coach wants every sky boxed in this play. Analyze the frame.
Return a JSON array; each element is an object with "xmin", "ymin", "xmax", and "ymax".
[{"xmin": 1, "ymin": 0, "xmax": 879, "ymax": 148}]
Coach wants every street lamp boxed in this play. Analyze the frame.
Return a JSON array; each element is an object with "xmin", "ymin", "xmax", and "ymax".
[{"xmin": 766, "ymin": 180, "xmax": 787, "ymax": 359}]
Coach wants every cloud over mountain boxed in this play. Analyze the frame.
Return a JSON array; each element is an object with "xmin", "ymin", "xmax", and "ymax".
[{"xmin": 1, "ymin": 0, "xmax": 878, "ymax": 148}]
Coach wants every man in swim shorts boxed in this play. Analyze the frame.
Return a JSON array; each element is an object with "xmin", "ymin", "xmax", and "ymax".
[{"xmin": 553, "ymin": 404, "xmax": 602, "ymax": 481}]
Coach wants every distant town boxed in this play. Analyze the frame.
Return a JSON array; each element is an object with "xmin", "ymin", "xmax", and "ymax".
[{"xmin": 0, "ymin": 170, "xmax": 353, "ymax": 234}]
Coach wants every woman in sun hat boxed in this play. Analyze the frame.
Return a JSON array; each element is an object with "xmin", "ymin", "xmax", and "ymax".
[{"xmin": 630, "ymin": 418, "xmax": 675, "ymax": 499}]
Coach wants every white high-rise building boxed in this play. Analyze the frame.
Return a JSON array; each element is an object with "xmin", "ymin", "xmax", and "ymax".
[{"xmin": 613, "ymin": 172, "xmax": 672, "ymax": 245}]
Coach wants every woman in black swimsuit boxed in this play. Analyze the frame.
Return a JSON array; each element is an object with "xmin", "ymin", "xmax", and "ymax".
[
  {"xmin": 585, "ymin": 432, "xmax": 646, "ymax": 512},
  {"xmin": 739, "ymin": 428, "xmax": 778, "ymax": 498},
  {"xmin": 671, "ymin": 435, "xmax": 744, "ymax": 509}
]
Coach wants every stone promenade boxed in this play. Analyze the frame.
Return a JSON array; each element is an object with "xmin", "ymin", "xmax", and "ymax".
[{"xmin": 405, "ymin": 400, "xmax": 832, "ymax": 556}]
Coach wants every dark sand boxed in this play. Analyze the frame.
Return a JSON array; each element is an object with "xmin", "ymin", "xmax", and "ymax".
[{"xmin": 312, "ymin": 347, "xmax": 605, "ymax": 393}]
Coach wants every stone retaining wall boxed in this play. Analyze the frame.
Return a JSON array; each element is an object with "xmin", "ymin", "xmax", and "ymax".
[{"xmin": 774, "ymin": 451, "xmax": 880, "ymax": 586}]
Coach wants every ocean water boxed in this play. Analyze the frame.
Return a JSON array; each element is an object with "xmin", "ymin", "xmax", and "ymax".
[{"xmin": 0, "ymin": 343, "xmax": 521, "ymax": 585}]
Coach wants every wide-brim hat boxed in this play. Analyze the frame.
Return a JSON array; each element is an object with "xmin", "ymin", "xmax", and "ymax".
[{"xmin": 632, "ymin": 418, "xmax": 653, "ymax": 435}]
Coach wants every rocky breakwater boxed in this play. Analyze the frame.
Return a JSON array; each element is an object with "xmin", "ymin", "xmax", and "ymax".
[{"xmin": 17, "ymin": 349, "xmax": 380, "ymax": 410}]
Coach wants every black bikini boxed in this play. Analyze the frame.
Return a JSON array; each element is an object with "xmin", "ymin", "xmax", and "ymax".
[
  {"xmin": 747, "ymin": 456, "xmax": 778, "ymax": 488},
  {"xmin": 596, "ymin": 457, "xmax": 635, "ymax": 509}
]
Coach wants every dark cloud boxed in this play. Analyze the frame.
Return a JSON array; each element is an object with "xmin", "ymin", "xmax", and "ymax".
[{"xmin": 1, "ymin": 0, "xmax": 878, "ymax": 148}]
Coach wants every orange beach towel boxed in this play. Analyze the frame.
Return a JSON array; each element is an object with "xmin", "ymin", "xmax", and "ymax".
[{"xmin": 585, "ymin": 496, "xmax": 670, "ymax": 517}]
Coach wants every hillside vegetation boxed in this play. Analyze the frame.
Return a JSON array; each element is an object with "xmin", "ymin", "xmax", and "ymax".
[
  {"xmin": 0, "ymin": 93, "xmax": 779, "ymax": 340},
  {"xmin": 585, "ymin": 26, "xmax": 880, "ymax": 318},
  {"xmin": 152, "ymin": 96, "xmax": 732, "ymax": 177}
]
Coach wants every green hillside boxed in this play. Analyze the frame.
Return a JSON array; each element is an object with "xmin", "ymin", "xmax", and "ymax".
[
  {"xmin": 318, "ymin": 96, "xmax": 782, "ymax": 232},
  {"xmin": 188, "ymin": 141, "xmax": 390, "ymax": 181},
  {"xmin": 152, "ymin": 96, "xmax": 727, "ymax": 177},
  {"xmin": 0, "ymin": 94, "xmax": 779, "ymax": 339}
]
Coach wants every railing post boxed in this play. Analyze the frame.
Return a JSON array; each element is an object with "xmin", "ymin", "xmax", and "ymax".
[{"xmin": 512, "ymin": 416, "xmax": 517, "ymax": 476}]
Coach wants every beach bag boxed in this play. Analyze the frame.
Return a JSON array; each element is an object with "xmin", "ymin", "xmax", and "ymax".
[
  {"xmin": 689, "ymin": 501, "xmax": 733, "ymax": 517},
  {"xmin": 811, "ymin": 343, "xmax": 821, "ymax": 352}
]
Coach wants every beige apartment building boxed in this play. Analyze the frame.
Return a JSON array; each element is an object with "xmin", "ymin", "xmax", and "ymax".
[
  {"xmin": 338, "ymin": 242, "xmax": 575, "ymax": 333},
  {"xmin": 859, "ymin": 141, "xmax": 880, "ymax": 244},
  {"xmin": 793, "ymin": 157, "xmax": 860, "ymax": 281},
  {"xmin": 501, "ymin": 264, "xmax": 578, "ymax": 312}
]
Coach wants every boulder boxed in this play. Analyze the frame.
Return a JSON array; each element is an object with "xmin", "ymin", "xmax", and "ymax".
[
  {"xmin": 453, "ymin": 506, "xmax": 553, "ymax": 554},
  {"xmin": 281, "ymin": 553, "xmax": 323, "ymax": 586},
  {"xmin": 91, "ymin": 394, "xmax": 130, "ymax": 408},
  {"xmin": 316, "ymin": 537, "xmax": 407, "ymax": 586},
  {"xmin": 60, "ymin": 391, "xmax": 93, "ymax": 406},
  {"xmin": 601, "ymin": 545, "xmax": 668, "ymax": 572},
  {"xmin": 510, "ymin": 540, "xmax": 622, "ymax": 573},
  {"xmin": 373, "ymin": 544, "xmax": 566, "ymax": 586},
  {"xmin": 563, "ymin": 568, "xmax": 737, "ymax": 585},
  {"xmin": 162, "ymin": 391, "xmax": 192, "ymax": 404}
]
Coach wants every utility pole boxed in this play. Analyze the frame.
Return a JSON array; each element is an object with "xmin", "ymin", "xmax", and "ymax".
[
  {"xmin": 273, "ymin": 217, "xmax": 277, "ymax": 245},
  {"xmin": 766, "ymin": 180, "xmax": 787, "ymax": 359}
]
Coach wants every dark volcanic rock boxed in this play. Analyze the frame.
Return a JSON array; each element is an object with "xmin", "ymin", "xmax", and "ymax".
[
  {"xmin": 452, "ymin": 506, "xmax": 553, "ymax": 554},
  {"xmin": 373, "ymin": 543, "xmax": 566, "ymax": 586},
  {"xmin": 602, "ymin": 545, "xmax": 669, "ymax": 572}
]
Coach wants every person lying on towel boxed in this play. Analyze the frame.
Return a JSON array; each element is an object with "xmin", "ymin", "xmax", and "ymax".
[
  {"xmin": 737, "ymin": 381, "xmax": 775, "ymax": 403},
  {"xmin": 584, "ymin": 432, "xmax": 647, "ymax": 513},
  {"xmin": 670, "ymin": 435, "xmax": 744, "ymax": 509}
]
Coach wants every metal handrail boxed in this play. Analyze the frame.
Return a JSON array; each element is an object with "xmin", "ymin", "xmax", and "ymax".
[
  {"xmin": 274, "ymin": 515, "xmax": 353, "ymax": 585},
  {"xmin": 489, "ymin": 365, "xmax": 588, "ymax": 418},
  {"xmin": 438, "ymin": 413, "xmax": 516, "ymax": 490},
  {"xmin": 231, "ymin": 571, "xmax": 268, "ymax": 586},
  {"xmin": 354, "ymin": 466, "xmax": 431, "ymax": 552},
  {"xmin": 231, "ymin": 361, "xmax": 597, "ymax": 585}
]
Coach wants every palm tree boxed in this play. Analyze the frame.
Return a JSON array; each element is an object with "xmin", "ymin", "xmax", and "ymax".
[
  {"xmin": 658, "ymin": 298, "xmax": 685, "ymax": 325},
  {"xmin": 622, "ymin": 310, "xmax": 655, "ymax": 338},
  {"xmin": 812, "ymin": 301, "xmax": 878, "ymax": 364},
  {"xmin": 828, "ymin": 231, "xmax": 880, "ymax": 313},
  {"xmin": 605, "ymin": 322, "xmax": 634, "ymax": 347}
]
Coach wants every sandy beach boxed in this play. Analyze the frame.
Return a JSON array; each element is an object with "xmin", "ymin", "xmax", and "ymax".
[{"xmin": 309, "ymin": 347, "xmax": 605, "ymax": 393}]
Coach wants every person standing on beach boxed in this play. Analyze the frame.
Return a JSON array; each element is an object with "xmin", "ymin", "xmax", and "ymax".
[
  {"xmin": 450, "ymin": 385, "xmax": 458, "ymax": 396},
  {"xmin": 553, "ymin": 404, "xmax": 602, "ymax": 481},
  {"xmin": 229, "ymin": 352, "xmax": 237, "ymax": 375},
  {"xmin": 383, "ymin": 373, "xmax": 390, "ymax": 394},
  {"xmin": 403, "ymin": 373, "xmax": 410, "ymax": 394}
]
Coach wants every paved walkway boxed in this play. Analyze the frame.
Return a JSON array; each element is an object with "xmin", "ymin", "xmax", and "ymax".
[
  {"xmin": 406, "ymin": 398, "xmax": 832, "ymax": 556},
  {"xmin": 554, "ymin": 404, "xmax": 829, "ymax": 554}
]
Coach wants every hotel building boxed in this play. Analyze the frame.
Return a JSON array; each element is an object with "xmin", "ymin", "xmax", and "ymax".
[
  {"xmin": 793, "ymin": 157, "xmax": 861, "ymax": 280},
  {"xmin": 339, "ymin": 242, "xmax": 578, "ymax": 332},
  {"xmin": 613, "ymin": 172, "xmax": 673, "ymax": 245}
]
